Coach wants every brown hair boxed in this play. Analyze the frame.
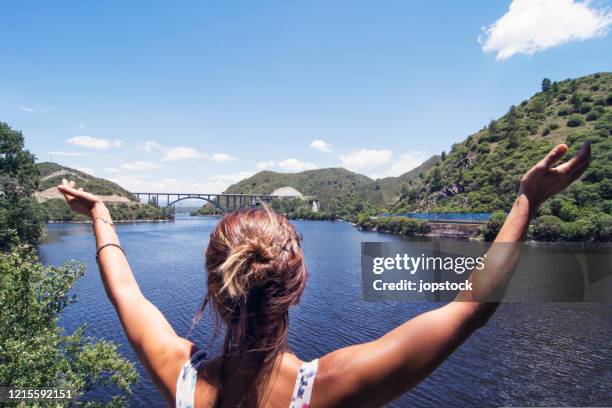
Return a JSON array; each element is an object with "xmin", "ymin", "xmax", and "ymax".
[{"xmin": 201, "ymin": 206, "xmax": 307, "ymax": 406}]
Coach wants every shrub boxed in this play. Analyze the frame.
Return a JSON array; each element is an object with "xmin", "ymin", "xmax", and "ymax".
[
  {"xmin": 542, "ymin": 127, "xmax": 550, "ymax": 136},
  {"xmin": 548, "ymin": 122, "xmax": 560, "ymax": 130},
  {"xmin": 561, "ymin": 219, "xmax": 596, "ymax": 241},
  {"xmin": 566, "ymin": 114, "xmax": 585, "ymax": 127},
  {"xmin": 586, "ymin": 111, "xmax": 601, "ymax": 121},
  {"xmin": 482, "ymin": 211, "xmax": 506, "ymax": 241},
  {"xmin": 558, "ymin": 106, "xmax": 570, "ymax": 116},
  {"xmin": 559, "ymin": 202, "xmax": 579, "ymax": 221},
  {"xmin": 580, "ymin": 103, "xmax": 592, "ymax": 114},
  {"xmin": 533, "ymin": 215, "xmax": 562, "ymax": 241},
  {"xmin": 0, "ymin": 248, "xmax": 138, "ymax": 405}
]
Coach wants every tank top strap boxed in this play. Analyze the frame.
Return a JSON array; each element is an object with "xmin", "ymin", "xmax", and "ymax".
[
  {"xmin": 176, "ymin": 349, "xmax": 208, "ymax": 408},
  {"xmin": 289, "ymin": 359, "xmax": 319, "ymax": 408}
]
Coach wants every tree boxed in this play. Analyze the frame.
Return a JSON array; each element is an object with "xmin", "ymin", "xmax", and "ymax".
[
  {"xmin": 541, "ymin": 78, "xmax": 552, "ymax": 92},
  {"xmin": 482, "ymin": 211, "xmax": 506, "ymax": 241},
  {"xmin": 570, "ymin": 93, "xmax": 582, "ymax": 112},
  {"xmin": 0, "ymin": 247, "xmax": 138, "ymax": 406},
  {"xmin": 440, "ymin": 151, "xmax": 446, "ymax": 161},
  {"xmin": 0, "ymin": 122, "xmax": 46, "ymax": 249},
  {"xmin": 429, "ymin": 167, "xmax": 443, "ymax": 192}
]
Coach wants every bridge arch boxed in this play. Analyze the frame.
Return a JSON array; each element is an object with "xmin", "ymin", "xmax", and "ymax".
[{"xmin": 167, "ymin": 196, "xmax": 224, "ymax": 211}]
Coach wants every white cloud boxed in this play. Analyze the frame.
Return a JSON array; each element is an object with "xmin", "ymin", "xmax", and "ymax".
[
  {"xmin": 19, "ymin": 106, "xmax": 35, "ymax": 113},
  {"xmin": 77, "ymin": 123, "xmax": 86, "ymax": 128},
  {"xmin": 211, "ymin": 153, "xmax": 237, "ymax": 163},
  {"xmin": 277, "ymin": 158, "xmax": 319, "ymax": 172},
  {"xmin": 66, "ymin": 136, "xmax": 122, "ymax": 150},
  {"xmin": 209, "ymin": 171, "xmax": 254, "ymax": 183},
  {"xmin": 382, "ymin": 151, "xmax": 429, "ymax": 178},
  {"xmin": 120, "ymin": 161, "xmax": 161, "ymax": 171},
  {"xmin": 310, "ymin": 139, "xmax": 333, "ymax": 153},
  {"xmin": 69, "ymin": 164, "xmax": 94, "ymax": 174},
  {"xmin": 339, "ymin": 149, "xmax": 393, "ymax": 171},
  {"xmin": 479, "ymin": 0, "xmax": 612, "ymax": 60},
  {"xmin": 48, "ymin": 151, "xmax": 86, "ymax": 157},
  {"xmin": 255, "ymin": 161, "xmax": 276, "ymax": 170},
  {"xmin": 108, "ymin": 175, "xmax": 230, "ymax": 194},
  {"xmin": 143, "ymin": 141, "xmax": 166, "ymax": 153},
  {"xmin": 104, "ymin": 167, "xmax": 120, "ymax": 173},
  {"xmin": 162, "ymin": 146, "xmax": 206, "ymax": 161}
]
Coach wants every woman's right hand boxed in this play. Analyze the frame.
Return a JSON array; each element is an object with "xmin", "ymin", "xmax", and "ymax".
[
  {"xmin": 57, "ymin": 179, "xmax": 110, "ymax": 219},
  {"xmin": 518, "ymin": 142, "xmax": 591, "ymax": 217}
]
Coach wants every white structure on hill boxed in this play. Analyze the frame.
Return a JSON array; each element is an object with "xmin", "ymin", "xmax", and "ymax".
[{"xmin": 272, "ymin": 186, "xmax": 303, "ymax": 198}]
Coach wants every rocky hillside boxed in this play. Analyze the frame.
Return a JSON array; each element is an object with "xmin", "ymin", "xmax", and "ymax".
[
  {"xmin": 393, "ymin": 72, "xmax": 611, "ymax": 241},
  {"xmin": 36, "ymin": 162, "xmax": 173, "ymax": 222},
  {"xmin": 36, "ymin": 162, "xmax": 135, "ymax": 203}
]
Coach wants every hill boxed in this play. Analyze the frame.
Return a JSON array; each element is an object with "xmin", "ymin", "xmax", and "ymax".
[
  {"xmin": 391, "ymin": 72, "xmax": 611, "ymax": 241},
  {"xmin": 369, "ymin": 155, "xmax": 441, "ymax": 207},
  {"xmin": 36, "ymin": 162, "xmax": 174, "ymax": 222},
  {"xmin": 37, "ymin": 162, "xmax": 136, "ymax": 202},
  {"xmin": 224, "ymin": 168, "xmax": 377, "ymax": 217}
]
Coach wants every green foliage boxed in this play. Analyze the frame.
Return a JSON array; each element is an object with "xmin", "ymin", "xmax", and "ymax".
[
  {"xmin": 482, "ymin": 211, "xmax": 506, "ymax": 241},
  {"xmin": 541, "ymin": 78, "xmax": 552, "ymax": 92},
  {"xmin": 533, "ymin": 215, "xmax": 562, "ymax": 241},
  {"xmin": 566, "ymin": 114, "xmax": 585, "ymax": 127},
  {"xmin": 37, "ymin": 162, "xmax": 136, "ymax": 200},
  {"xmin": 356, "ymin": 216, "xmax": 430, "ymax": 236},
  {"xmin": 557, "ymin": 106, "xmax": 570, "ymax": 116},
  {"xmin": 269, "ymin": 198, "xmax": 335, "ymax": 221},
  {"xmin": 0, "ymin": 247, "xmax": 138, "ymax": 406},
  {"xmin": 42, "ymin": 199, "xmax": 174, "ymax": 222},
  {"xmin": 0, "ymin": 122, "xmax": 46, "ymax": 249}
]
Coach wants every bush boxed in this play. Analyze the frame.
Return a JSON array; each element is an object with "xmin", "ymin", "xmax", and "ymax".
[
  {"xmin": 566, "ymin": 114, "xmax": 585, "ymax": 127},
  {"xmin": 561, "ymin": 219, "xmax": 596, "ymax": 241},
  {"xmin": 559, "ymin": 202, "xmax": 579, "ymax": 221},
  {"xmin": 548, "ymin": 122, "xmax": 560, "ymax": 130},
  {"xmin": 579, "ymin": 103, "xmax": 592, "ymax": 114},
  {"xmin": 586, "ymin": 111, "xmax": 601, "ymax": 121},
  {"xmin": 557, "ymin": 106, "xmax": 570, "ymax": 116},
  {"xmin": 0, "ymin": 247, "xmax": 138, "ymax": 405},
  {"xmin": 533, "ymin": 215, "xmax": 562, "ymax": 241},
  {"xmin": 482, "ymin": 211, "xmax": 506, "ymax": 241}
]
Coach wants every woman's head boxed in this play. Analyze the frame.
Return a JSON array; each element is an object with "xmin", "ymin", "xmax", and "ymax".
[{"xmin": 203, "ymin": 206, "xmax": 306, "ymax": 404}]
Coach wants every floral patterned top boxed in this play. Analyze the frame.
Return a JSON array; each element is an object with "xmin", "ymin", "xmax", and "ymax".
[{"xmin": 175, "ymin": 353, "xmax": 319, "ymax": 408}]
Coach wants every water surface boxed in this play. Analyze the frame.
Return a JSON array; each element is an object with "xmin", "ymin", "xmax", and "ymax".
[{"xmin": 39, "ymin": 215, "xmax": 611, "ymax": 407}]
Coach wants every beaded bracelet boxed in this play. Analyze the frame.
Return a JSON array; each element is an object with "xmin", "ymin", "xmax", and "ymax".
[{"xmin": 95, "ymin": 243, "xmax": 126, "ymax": 262}]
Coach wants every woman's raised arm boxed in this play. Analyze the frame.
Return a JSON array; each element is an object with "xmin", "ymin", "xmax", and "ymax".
[
  {"xmin": 317, "ymin": 142, "xmax": 591, "ymax": 407},
  {"xmin": 57, "ymin": 180, "xmax": 195, "ymax": 405}
]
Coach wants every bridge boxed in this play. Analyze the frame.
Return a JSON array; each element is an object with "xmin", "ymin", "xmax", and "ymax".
[{"xmin": 131, "ymin": 192, "xmax": 279, "ymax": 212}]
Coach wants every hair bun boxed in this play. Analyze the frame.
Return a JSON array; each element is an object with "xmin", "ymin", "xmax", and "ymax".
[{"xmin": 218, "ymin": 238, "xmax": 278, "ymax": 298}]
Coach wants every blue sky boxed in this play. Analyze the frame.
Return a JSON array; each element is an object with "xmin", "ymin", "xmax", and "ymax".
[{"xmin": 1, "ymin": 0, "xmax": 611, "ymax": 193}]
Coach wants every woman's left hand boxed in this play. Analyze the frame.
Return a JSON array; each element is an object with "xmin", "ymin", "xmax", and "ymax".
[{"xmin": 57, "ymin": 179, "xmax": 109, "ymax": 219}]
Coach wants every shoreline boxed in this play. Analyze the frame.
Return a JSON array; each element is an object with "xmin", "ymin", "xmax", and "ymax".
[{"xmin": 47, "ymin": 218, "xmax": 174, "ymax": 224}]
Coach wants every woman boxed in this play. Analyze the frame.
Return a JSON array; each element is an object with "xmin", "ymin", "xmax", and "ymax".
[{"xmin": 57, "ymin": 142, "xmax": 590, "ymax": 407}]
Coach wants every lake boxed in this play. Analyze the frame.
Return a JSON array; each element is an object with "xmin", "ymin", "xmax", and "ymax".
[{"xmin": 38, "ymin": 215, "xmax": 612, "ymax": 407}]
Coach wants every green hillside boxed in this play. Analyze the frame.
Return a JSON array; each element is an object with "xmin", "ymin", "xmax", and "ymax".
[
  {"xmin": 224, "ymin": 168, "xmax": 377, "ymax": 217},
  {"xmin": 36, "ymin": 162, "xmax": 174, "ymax": 222},
  {"xmin": 392, "ymin": 72, "xmax": 611, "ymax": 241},
  {"xmin": 370, "ymin": 155, "xmax": 441, "ymax": 207},
  {"xmin": 38, "ymin": 162, "xmax": 136, "ymax": 199},
  {"xmin": 222, "ymin": 158, "xmax": 441, "ymax": 218}
]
